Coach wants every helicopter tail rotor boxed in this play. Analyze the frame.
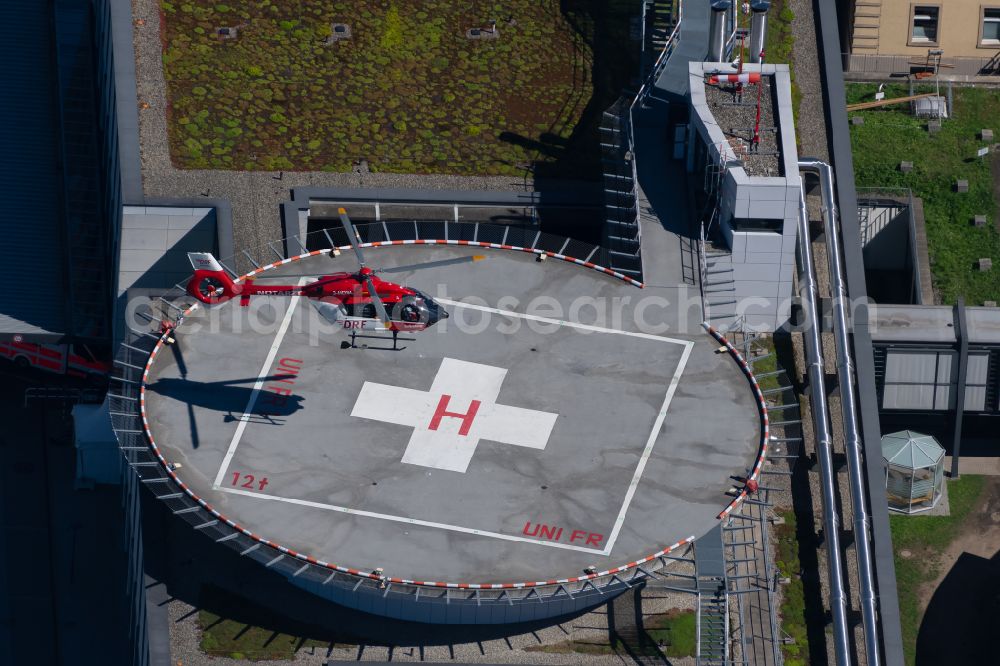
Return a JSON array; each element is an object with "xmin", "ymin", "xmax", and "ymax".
[{"xmin": 186, "ymin": 253, "xmax": 241, "ymax": 304}]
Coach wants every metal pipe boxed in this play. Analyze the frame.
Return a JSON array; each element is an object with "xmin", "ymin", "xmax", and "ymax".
[
  {"xmin": 708, "ymin": 1, "xmax": 732, "ymax": 63},
  {"xmin": 749, "ymin": 1, "xmax": 770, "ymax": 64},
  {"xmin": 794, "ymin": 188, "xmax": 852, "ymax": 666},
  {"xmin": 800, "ymin": 158, "xmax": 881, "ymax": 666}
]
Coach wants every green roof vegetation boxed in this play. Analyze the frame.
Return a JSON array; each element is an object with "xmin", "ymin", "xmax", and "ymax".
[
  {"xmin": 848, "ymin": 83, "xmax": 1000, "ymax": 305},
  {"xmin": 775, "ymin": 510, "xmax": 811, "ymax": 666},
  {"xmin": 523, "ymin": 609, "xmax": 696, "ymax": 659},
  {"xmin": 646, "ymin": 608, "xmax": 697, "ymax": 658},
  {"xmin": 198, "ymin": 610, "xmax": 333, "ymax": 660},
  {"xmin": 762, "ymin": 0, "xmax": 800, "ymax": 128},
  {"xmin": 160, "ymin": 0, "xmax": 640, "ymax": 176}
]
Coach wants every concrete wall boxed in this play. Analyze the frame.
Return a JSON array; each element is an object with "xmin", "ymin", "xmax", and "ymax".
[
  {"xmin": 716, "ymin": 176, "xmax": 798, "ymax": 330},
  {"xmin": 846, "ymin": 52, "xmax": 1000, "ymax": 77},
  {"xmin": 862, "ymin": 207, "xmax": 911, "ymax": 272},
  {"xmin": 852, "ymin": 0, "xmax": 1000, "ymax": 59}
]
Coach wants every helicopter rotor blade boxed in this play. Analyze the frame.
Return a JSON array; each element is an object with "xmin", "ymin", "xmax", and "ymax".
[
  {"xmin": 364, "ymin": 275, "xmax": 392, "ymax": 327},
  {"xmin": 251, "ymin": 253, "xmax": 487, "ymax": 279},
  {"xmin": 308, "ymin": 298, "xmax": 346, "ymax": 325},
  {"xmin": 338, "ymin": 207, "xmax": 367, "ymax": 268},
  {"xmin": 379, "ymin": 255, "xmax": 486, "ymax": 274}
]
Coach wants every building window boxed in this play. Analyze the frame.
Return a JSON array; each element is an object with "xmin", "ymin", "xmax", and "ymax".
[
  {"xmin": 982, "ymin": 7, "xmax": 1000, "ymax": 46},
  {"xmin": 910, "ymin": 5, "xmax": 940, "ymax": 45},
  {"xmin": 882, "ymin": 350, "xmax": 953, "ymax": 411},
  {"xmin": 965, "ymin": 352, "xmax": 990, "ymax": 411},
  {"xmin": 882, "ymin": 349, "xmax": 991, "ymax": 411},
  {"xmin": 730, "ymin": 217, "xmax": 783, "ymax": 233}
]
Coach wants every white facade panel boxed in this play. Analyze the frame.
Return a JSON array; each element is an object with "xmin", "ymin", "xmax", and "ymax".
[
  {"xmin": 746, "ymin": 198, "xmax": 786, "ymax": 220},
  {"xmin": 743, "ymin": 233, "xmax": 783, "ymax": 254}
]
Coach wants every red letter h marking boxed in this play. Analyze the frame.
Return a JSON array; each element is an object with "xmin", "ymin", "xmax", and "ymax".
[{"xmin": 428, "ymin": 394, "xmax": 481, "ymax": 436}]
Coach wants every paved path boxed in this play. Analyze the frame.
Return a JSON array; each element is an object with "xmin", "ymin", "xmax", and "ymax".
[
  {"xmin": 944, "ymin": 455, "xmax": 1000, "ymax": 476},
  {"xmin": 789, "ymin": 0, "xmax": 829, "ymax": 163}
]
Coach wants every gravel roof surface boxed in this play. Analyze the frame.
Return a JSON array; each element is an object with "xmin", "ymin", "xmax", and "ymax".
[{"xmin": 704, "ymin": 75, "xmax": 782, "ymax": 177}]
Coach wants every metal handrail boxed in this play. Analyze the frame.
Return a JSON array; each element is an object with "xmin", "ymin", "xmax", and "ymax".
[
  {"xmin": 857, "ymin": 186, "xmax": 924, "ymax": 304},
  {"xmin": 698, "ymin": 220, "xmax": 709, "ymax": 321},
  {"xmin": 609, "ymin": 1, "xmax": 685, "ymax": 276},
  {"xmin": 634, "ymin": 0, "xmax": 683, "ymax": 110},
  {"xmin": 856, "ymin": 187, "xmax": 912, "ymax": 246},
  {"xmin": 859, "ymin": 205, "xmax": 902, "ymax": 246},
  {"xmin": 695, "ymin": 589, "xmax": 702, "ymax": 661}
]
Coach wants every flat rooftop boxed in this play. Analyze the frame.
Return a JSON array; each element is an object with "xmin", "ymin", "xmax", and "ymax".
[
  {"xmin": 704, "ymin": 74, "xmax": 783, "ymax": 177},
  {"xmin": 688, "ymin": 63, "xmax": 798, "ymax": 183},
  {"xmin": 871, "ymin": 304, "xmax": 1000, "ymax": 345},
  {"xmin": 141, "ymin": 246, "xmax": 761, "ymax": 584}
]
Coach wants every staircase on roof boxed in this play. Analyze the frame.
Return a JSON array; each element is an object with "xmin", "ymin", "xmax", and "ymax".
[
  {"xmin": 600, "ymin": 100, "xmax": 643, "ymax": 279},
  {"xmin": 695, "ymin": 525, "xmax": 729, "ymax": 665},
  {"xmin": 643, "ymin": 0, "xmax": 677, "ymax": 76},
  {"xmin": 702, "ymin": 244, "xmax": 738, "ymax": 330}
]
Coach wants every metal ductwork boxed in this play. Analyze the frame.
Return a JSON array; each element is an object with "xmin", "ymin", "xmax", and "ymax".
[
  {"xmin": 749, "ymin": 1, "xmax": 770, "ymax": 64},
  {"xmin": 794, "ymin": 186, "xmax": 852, "ymax": 666},
  {"xmin": 707, "ymin": 0, "xmax": 732, "ymax": 63},
  {"xmin": 799, "ymin": 158, "xmax": 881, "ymax": 666}
]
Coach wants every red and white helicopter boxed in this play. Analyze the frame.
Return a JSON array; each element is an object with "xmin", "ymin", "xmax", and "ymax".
[{"xmin": 186, "ymin": 208, "xmax": 481, "ymax": 349}]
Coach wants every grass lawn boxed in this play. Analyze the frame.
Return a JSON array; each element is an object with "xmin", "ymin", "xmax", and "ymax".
[
  {"xmin": 646, "ymin": 609, "xmax": 696, "ymax": 658},
  {"xmin": 774, "ymin": 510, "xmax": 810, "ymax": 666},
  {"xmin": 199, "ymin": 610, "xmax": 332, "ymax": 660},
  {"xmin": 160, "ymin": 1, "xmax": 640, "ymax": 176},
  {"xmin": 762, "ymin": 0, "xmax": 800, "ymax": 126},
  {"xmin": 889, "ymin": 474, "xmax": 986, "ymax": 666},
  {"xmin": 847, "ymin": 83, "xmax": 1000, "ymax": 305},
  {"xmin": 747, "ymin": 335, "xmax": 781, "ymax": 391},
  {"xmin": 524, "ymin": 609, "xmax": 695, "ymax": 658}
]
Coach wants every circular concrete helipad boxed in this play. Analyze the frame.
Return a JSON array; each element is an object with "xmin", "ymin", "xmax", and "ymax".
[{"xmin": 141, "ymin": 244, "xmax": 764, "ymax": 584}]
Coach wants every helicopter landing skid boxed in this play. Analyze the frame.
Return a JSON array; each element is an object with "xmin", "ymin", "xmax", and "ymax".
[{"xmin": 346, "ymin": 330, "xmax": 414, "ymax": 351}]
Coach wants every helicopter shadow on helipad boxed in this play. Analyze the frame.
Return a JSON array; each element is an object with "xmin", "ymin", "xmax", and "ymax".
[{"xmin": 145, "ymin": 375, "xmax": 305, "ymax": 419}]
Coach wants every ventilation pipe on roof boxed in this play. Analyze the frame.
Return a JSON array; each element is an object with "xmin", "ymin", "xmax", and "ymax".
[
  {"xmin": 799, "ymin": 158, "xmax": 882, "ymax": 666},
  {"xmin": 794, "ymin": 186, "xmax": 852, "ymax": 666},
  {"xmin": 708, "ymin": 1, "xmax": 732, "ymax": 63},
  {"xmin": 749, "ymin": 1, "xmax": 770, "ymax": 64}
]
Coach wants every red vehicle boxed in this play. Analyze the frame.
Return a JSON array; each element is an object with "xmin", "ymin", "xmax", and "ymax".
[
  {"xmin": 187, "ymin": 208, "xmax": 477, "ymax": 349},
  {"xmin": 0, "ymin": 338, "xmax": 109, "ymax": 377}
]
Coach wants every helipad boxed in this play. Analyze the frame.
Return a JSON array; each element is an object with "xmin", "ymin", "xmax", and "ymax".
[{"xmin": 140, "ymin": 245, "xmax": 763, "ymax": 584}]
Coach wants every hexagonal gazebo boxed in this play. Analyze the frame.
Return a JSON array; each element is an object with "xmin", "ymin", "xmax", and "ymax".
[{"xmin": 881, "ymin": 430, "xmax": 946, "ymax": 514}]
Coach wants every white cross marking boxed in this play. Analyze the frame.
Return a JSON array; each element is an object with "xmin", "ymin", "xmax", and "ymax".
[{"xmin": 350, "ymin": 358, "xmax": 558, "ymax": 473}]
